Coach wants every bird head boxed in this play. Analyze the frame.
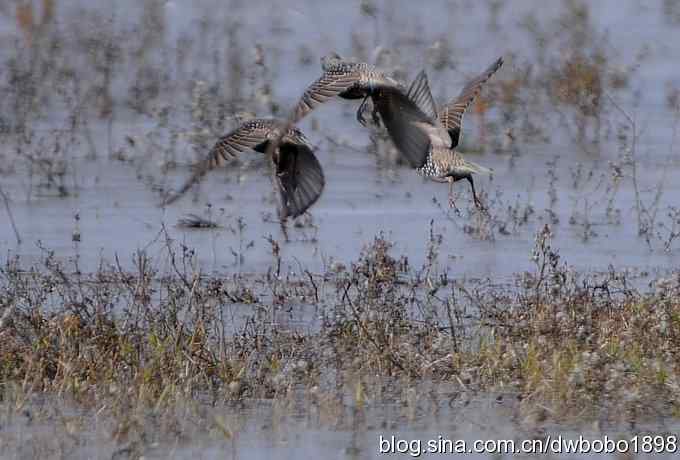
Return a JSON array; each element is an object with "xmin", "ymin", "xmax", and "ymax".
[
  {"xmin": 321, "ymin": 52, "xmax": 343, "ymax": 70},
  {"xmin": 233, "ymin": 111, "xmax": 257, "ymax": 124}
]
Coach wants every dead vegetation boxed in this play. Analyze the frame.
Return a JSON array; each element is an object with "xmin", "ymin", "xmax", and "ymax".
[
  {"xmin": 1, "ymin": 227, "xmax": 679, "ymax": 456},
  {"xmin": 0, "ymin": 1, "xmax": 679, "ymax": 456}
]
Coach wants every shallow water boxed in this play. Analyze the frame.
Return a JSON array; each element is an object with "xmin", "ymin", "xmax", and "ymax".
[
  {"xmin": 1, "ymin": 0, "xmax": 680, "ymax": 457},
  {"xmin": 2, "ymin": 127, "xmax": 678, "ymax": 284},
  {"xmin": 2, "ymin": 394, "xmax": 679, "ymax": 459},
  {"xmin": 1, "ymin": 0, "xmax": 679, "ymax": 280}
]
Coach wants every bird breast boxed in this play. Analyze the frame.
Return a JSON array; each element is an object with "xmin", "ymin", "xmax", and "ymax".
[{"xmin": 419, "ymin": 148, "xmax": 460, "ymax": 178}]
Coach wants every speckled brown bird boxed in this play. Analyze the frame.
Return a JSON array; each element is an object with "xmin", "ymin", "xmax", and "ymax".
[
  {"xmin": 292, "ymin": 53, "xmax": 402, "ymax": 120},
  {"xmin": 371, "ymin": 57, "xmax": 503, "ymax": 209},
  {"xmin": 288, "ymin": 53, "xmax": 431, "ymax": 168},
  {"xmin": 163, "ymin": 118, "xmax": 325, "ymax": 222},
  {"xmin": 436, "ymin": 56, "xmax": 504, "ymax": 149}
]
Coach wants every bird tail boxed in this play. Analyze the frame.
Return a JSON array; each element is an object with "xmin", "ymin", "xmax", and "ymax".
[{"xmin": 460, "ymin": 158, "xmax": 493, "ymax": 176}]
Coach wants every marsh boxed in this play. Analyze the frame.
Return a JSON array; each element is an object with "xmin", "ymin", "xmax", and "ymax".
[{"xmin": 1, "ymin": 0, "xmax": 680, "ymax": 458}]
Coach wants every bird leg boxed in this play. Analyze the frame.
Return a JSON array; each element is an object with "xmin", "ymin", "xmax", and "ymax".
[
  {"xmin": 356, "ymin": 94, "xmax": 371, "ymax": 127},
  {"xmin": 466, "ymin": 175, "xmax": 486, "ymax": 210},
  {"xmin": 275, "ymin": 194, "xmax": 291, "ymax": 242},
  {"xmin": 447, "ymin": 177, "xmax": 460, "ymax": 213},
  {"xmin": 279, "ymin": 216, "xmax": 290, "ymax": 242}
]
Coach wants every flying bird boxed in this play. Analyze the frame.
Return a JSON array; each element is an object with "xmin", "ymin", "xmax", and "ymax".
[
  {"xmin": 163, "ymin": 118, "xmax": 325, "ymax": 226},
  {"xmin": 369, "ymin": 57, "xmax": 504, "ymax": 209}
]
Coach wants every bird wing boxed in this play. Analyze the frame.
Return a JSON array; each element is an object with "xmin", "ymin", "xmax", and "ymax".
[
  {"xmin": 438, "ymin": 56, "xmax": 504, "ymax": 148},
  {"xmin": 406, "ymin": 70, "xmax": 438, "ymax": 120},
  {"xmin": 162, "ymin": 122, "xmax": 270, "ymax": 205},
  {"xmin": 373, "ymin": 84, "xmax": 436, "ymax": 169},
  {"xmin": 274, "ymin": 142, "xmax": 325, "ymax": 219},
  {"xmin": 290, "ymin": 70, "xmax": 361, "ymax": 122}
]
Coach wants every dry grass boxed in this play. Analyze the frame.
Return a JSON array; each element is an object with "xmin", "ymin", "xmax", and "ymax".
[
  {"xmin": 1, "ymin": 230, "xmax": 679, "ymax": 454},
  {"xmin": 0, "ymin": 1, "xmax": 679, "ymax": 456}
]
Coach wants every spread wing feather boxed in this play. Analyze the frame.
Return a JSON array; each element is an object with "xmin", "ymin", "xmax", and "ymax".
[
  {"xmin": 438, "ymin": 56, "xmax": 504, "ymax": 147},
  {"xmin": 373, "ymin": 87, "xmax": 434, "ymax": 169},
  {"xmin": 406, "ymin": 70, "xmax": 438, "ymax": 120},
  {"xmin": 162, "ymin": 123, "xmax": 270, "ymax": 205},
  {"xmin": 275, "ymin": 143, "xmax": 325, "ymax": 219},
  {"xmin": 291, "ymin": 70, "xmax": 361, "ymax": 122}
]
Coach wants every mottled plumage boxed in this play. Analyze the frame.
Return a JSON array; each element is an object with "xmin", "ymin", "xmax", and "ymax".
[
  {"xmin": 319, "ymin": 54, "xmax": 403, "ymax": 100},
  {"xmin": 418, "ymin": 145, "xmax": 492, "ymax": 209},
  {"xmin": 291, "ymin": 67, "xmax": 363, "ymax": 122},
  {"xmin": 438, "ymin": 56, "xmax": 504, "ymax": 148},
  {"xmin": 291, "ymin": 53, "xmax": 426, "ymax": 166},
  {"xmin": 163, "ymin": 118, "xmax": 325, "ymax": 221},
  {"xmin": 377, "ymin": 57, "xmax": 503, "ymax": 209}
]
